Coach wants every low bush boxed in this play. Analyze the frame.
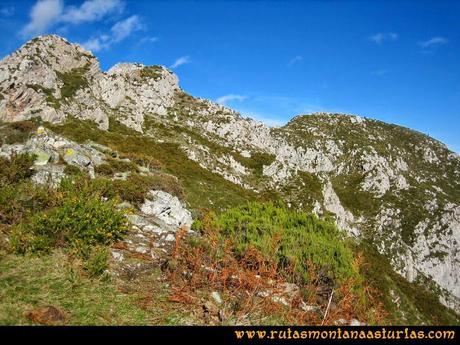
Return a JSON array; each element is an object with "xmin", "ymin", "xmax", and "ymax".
[
  {"xmin": 193, "ymin": 202, "xmax": 358, "ymax": 285},
  {"xmin": 111, "ymin": 173, "xmax": 184, "ymax": 204},
  {"xmin": 82, "ymin": 246, "xmax": 110, "ymax": 278},
  {"xmin": 0, "ymin": 153, "xmax": 36, "ymax": 185},
  {"xmin": 11, "ymin": 192, "xmax": 127, "ymax": 254},
  {"xmin": 0, "ymin": 121, "xmax": 38, "ymax": 145},
  {"xmin": 63, "ymin": 164, "xmax": 82, "ymax": 176},
  {"xmin": 169, "ymin": 202, "xmax": 384, "ymax": 325}
]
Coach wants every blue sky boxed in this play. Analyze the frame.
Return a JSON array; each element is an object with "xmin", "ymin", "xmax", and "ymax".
[{"xmin": 1, "ymin": 0, "xmax": 459, "ymax": 152}]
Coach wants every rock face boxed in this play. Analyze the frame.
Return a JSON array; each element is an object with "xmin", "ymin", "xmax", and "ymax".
[
  {"xmin": 1, "ymin": 35, "xmax": 459, "ymax": 314},
  {"xmin": 0, "ymin": 35, "xmax": 178, "ymax": 131}
]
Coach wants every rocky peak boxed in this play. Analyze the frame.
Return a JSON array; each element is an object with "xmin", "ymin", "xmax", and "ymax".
[{"xmin": 0, "ymin": 35, "xmax": 180, "ymax": 131}]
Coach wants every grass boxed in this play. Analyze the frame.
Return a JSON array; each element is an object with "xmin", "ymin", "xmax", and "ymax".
[
  {"xmin": 0, "ymin": 250, "xmax": 152, "ymax": 325},
  {"xmin": 48, "ymin": 117, "xmax": 260, "ymax": 212}
]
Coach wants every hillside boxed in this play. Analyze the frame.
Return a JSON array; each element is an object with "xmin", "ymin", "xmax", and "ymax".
[{"xmin": 0, "ymin": 35, "xmax": 459, "ymax": 325}]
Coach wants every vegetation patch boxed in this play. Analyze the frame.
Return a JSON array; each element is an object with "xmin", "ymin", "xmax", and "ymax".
[
  {"xmin": 166, "ymin": 203, "xmax": 385, "ymax": 325},
  {"xmin": 0, "ymin": 250, "xmax": 152, "ymax": 325},
  {"xmin": 56, "ymin": 66, "xmax": 90, "ymax": 99},
  {"xmin": 11, "ymin": 178, "xmax": 128, "ymax": 255},
  {"xmin": 193, "ymin": 202, "xmax": 358, "ymax": 284},
  {"xmin": 0, "ymin": 121, "xmax": 38, "ymax": 145},
  {"xmin": 332, "ymin": 172, "xmax": 380, "ymax": 217},
  {"xmin": 236, "ymin": 151, "xmax": 276, "ymax": 176},
  {"xmin": 140, "ymin": 66, "xmax": 163, "ymax": 80}
]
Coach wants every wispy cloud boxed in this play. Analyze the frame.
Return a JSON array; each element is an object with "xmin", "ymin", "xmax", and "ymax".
[
  {"xmin": 111, "ymin": 15, "xmax": 142, "ymax": 42},
  {"xmin": 216, "ymin": 94, "xmax": 247, "ymax": 105},
  {"xmin": 288, "ymin": 55, "xmax": 303, "ymax": 66},
  {"xmin": 61, "ymin": 0, "xmax": 123, "ymax": 24},
  {"xmin": 237, "ymin": 108, "xmax": 286, "ymax": 128},
  {"xmin": 81, "ymin": 15, "xmax": 142, "ymax": 52},
  {"xmin": 0, "ymin": 6, "xmax": 15, "ymax": 16},
  {"xmin": 170, "ymin": 56, "xmax": 190, "ymax": 69},
  {"xmin": 419, "ymin": 36, "xmax": 448, "ymax": 49},
  {"xmin": 21, "ymin": 0, "xmax": 125, "ymax": 38},
  {"xmin": 369, "ymin": 32, "xmax": 398, "ymax": 44}
]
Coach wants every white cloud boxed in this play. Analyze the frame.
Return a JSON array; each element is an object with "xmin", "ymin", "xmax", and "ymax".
[
  {"xmin": 170, "ymin": 56, "xmax": 190, "ymax": 69},
  {"xmin": 419, "ymin": 36, "xmax": 448, "ymax": 48},
  {"xmin": 61, "ymin": 0, "xmax": 123, "ymax": 24},
  {"xmin": 238, "ymin": 109, "xmax": 285, "ymax": 127},
  {"xmin": 216, "ymin": 94, "xmax": 247, "ymax": 105},
  {"xmin": 111, "ymin": 15, "xmax": 142, "ymax": 42},
  {"xmin": 369, "ymin": 32, "xmax": 398, "ymax": 44},
  {"xmin": 81, "ymin": 35, "xmax": 110, "ymax": 52},
  {"xmin": 21, "ymin": 0, "xmax": 64, "ymax": 37},
  {"xmin": 288, "ymin": 55, "xmax": 303, "ymax": 66},
  {"xmin": 0, "ymin": 6, "xmax": 15, "ymax": 16},
  {"xmin": 21, "ymin": 0, "xmax": 126, "ymax": 38},
  {"xmin": 81, "ymin": 16, "xmax": 142, "ymax": 52}
]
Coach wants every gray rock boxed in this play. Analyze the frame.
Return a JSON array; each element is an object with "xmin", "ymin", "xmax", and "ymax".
[
  {"xmin": 140, "ymin": 190, "xmax": 193, "ymax": 231},
  {"xmin": 31, "ymin": 149, "xmax": 52, "ymax": 166},
  {"xmin": 32, "ymin": 164, "xmax": 65, "ymax": 186},
  {"xmin": 211, "ymin": 291, "xmax": 222, "ymax": 305}
]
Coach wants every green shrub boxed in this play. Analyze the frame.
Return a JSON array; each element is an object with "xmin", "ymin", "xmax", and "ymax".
[
  {"xmin": 11, "ymin": 192, "xmax": 127, "ymax": 254},
  {"xmin": 140, "ymin": 66, "xmax": 163, "ymax": 80},
  {"xmin": 193, "ymin": 202, "xmax": 358, "ymax": 285},
  {"xmin": 0, "ymin": 121, "xmax": 38, "ymax": 145},
  {"xmin": 56, "ymin": 67, "xmax": 89, "ymax": 99},
  {"xmin": 94, "ymin": 163, "xmax": 116, "ymax": 176},
  {"xmin": 82, "ymin": 246, "xmax": 109, "ymax": 277},
  {"xmin": 111, "ymin": 173, "xmax": 184, "ymax": 204},
  {"xmin": 63, "ymin": 164, "xmax": 83, "ymax": 176},
  {"xmin": 236, "ymin": 151, "xmax": 276, "ymax": 176},
  {"xmin": 0, "ymin": 182, "xmax": 56, "ymax": 226},
  {"xmin": 0, "ymin": 153, "xmax": 36, "ymax": 185}
]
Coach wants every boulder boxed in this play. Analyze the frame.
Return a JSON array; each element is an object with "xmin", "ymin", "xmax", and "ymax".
[{"xmin": 140, "ymin": 190, "xmax": 193, "ymax": 231}]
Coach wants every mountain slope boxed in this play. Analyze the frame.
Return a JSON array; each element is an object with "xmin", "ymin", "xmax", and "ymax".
[{"xmin": 0, "ymin": 35, "xmax": 459, "ymax": 319}]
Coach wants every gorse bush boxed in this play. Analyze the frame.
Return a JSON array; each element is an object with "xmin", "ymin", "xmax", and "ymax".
[
  {"xmin": 11, "ymin": 192, "xmax": 128, "ymax": 254},
  {"xmin": 193, "ymin": 202, "xmax": 358, "ymax": 285}
]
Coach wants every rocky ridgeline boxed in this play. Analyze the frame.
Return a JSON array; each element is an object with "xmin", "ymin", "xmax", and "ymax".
[
  {"xmin": 0, "ymin": 35, "xmax": 459, "ymax": 314},
  {"xmin": 0, "ymin": 35, "xmax": 178, "ymax": 131}
]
